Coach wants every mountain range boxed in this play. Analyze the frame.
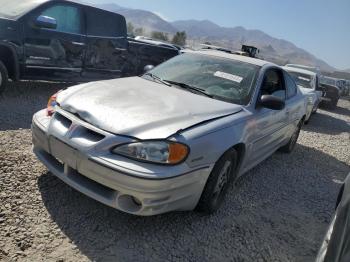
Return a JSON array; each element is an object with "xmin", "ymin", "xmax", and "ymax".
[{"xmin": 89, "ymin": 2, "xmax": 336, "ymax": 72}]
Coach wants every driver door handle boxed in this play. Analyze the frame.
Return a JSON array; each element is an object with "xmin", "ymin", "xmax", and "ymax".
[{"xmin": 71, "ymin": 41, "xmax": 85, "ymax": 46}]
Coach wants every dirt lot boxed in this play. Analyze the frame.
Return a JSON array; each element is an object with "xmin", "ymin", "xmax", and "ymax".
[{"xmin": 0, "ymin": 81, "xmax": 349, "ymax": 262}]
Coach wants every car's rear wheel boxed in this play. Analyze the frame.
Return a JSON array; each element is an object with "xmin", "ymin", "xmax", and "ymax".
[
  {"xmin": 0, "ymin": 60, "xmax": 8, "ymax": 95},
  {"xmin": 196, "ymin": 148, "xmax": 238, "ymax": 214},
  {"xmin": 330, "ymin": 96, "xmax": 339, "ymax": 109},
  {"xmin": 279, "ymin": 119, "xmax": 303, "ymax": 153}
]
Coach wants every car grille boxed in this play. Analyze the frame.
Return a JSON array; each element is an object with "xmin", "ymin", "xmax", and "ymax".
[{"xmin": 53, "ymin": 112, "xmax": 106, "ymax": 144}]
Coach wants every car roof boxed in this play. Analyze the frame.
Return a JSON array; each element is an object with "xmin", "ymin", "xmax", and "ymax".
[
  {"xmin": 282, "ymin": 66, "xmax": 317, "ymax": 77},
  {"xmin": 134, "ymin": 38, "xmax": 179, "ymax": 50},
  {"xmin": 285, "ymin": 64, "xmax": 318, "ymax": 70},
  {"xmin": 184, "ymin": 49, "xmax": 273, "ymax": 67}
]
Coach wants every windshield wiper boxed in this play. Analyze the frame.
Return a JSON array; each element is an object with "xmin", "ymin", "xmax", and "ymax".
[
  {"xmin": 144, "ymin": 72, "xmax": 171, "ymax": 86},
  {"xmin": 164, "ymin": 80, "xmax": 214, "ymax": 98}
]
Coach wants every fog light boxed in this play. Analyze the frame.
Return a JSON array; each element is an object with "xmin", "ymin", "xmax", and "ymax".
[{"xmin": 132, "ymin": 196, "xmax": 142, "ymax": 206}]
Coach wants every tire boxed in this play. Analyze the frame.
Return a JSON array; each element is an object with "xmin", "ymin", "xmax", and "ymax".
[
  {"xmin": 279, "ymin": 119, "xmax": 303, "ymax": 153},
  {"xmin": 304, "ymin": 113, "xmax": 311, "ymax": 125},
  {"xmin": 196, "ymin": 148, "xmax": 238, "ymax": 214},
  {"xmin": 329, "ymin": 97, "xmax": 339, "ymax": 109},
  {"xmin": 0, "ymin": 60, "xmax": 8, "ymax": 95}
]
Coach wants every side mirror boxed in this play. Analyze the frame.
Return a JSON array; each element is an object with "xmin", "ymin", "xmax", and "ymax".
[
  {"xmin": 143, "ymin": 65, "xmax": 154, "ymax": 73},
  {"xmin": 260, "ymin": 95, "xmax": 285, "ymax": 110},
  {"xmin": 35, "ymin": 15, "xmax": 57, "ymax": 29}
]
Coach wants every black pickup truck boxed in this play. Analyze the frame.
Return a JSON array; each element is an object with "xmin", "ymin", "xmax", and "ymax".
[{"xmin": 0, "ymin": 0, "xmax": 179, "ymax": 93}]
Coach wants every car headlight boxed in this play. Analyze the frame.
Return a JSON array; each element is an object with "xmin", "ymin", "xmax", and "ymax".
[
  {"xmin": 112, "ymin": 140, "xmax": 189, "ymax": 165},
  {"xmin": 47, "ymin": 90, "xmax": 62, "ymax": 116}
]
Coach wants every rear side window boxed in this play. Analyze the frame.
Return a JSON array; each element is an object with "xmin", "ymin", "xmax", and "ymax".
[
  {"xmin": 86, "ymin": 8, "xmax": 126, "ymax": 37},
  {"xmin": 41, "ymin": 5, "xmax": 82, "ymax": 34},
  {"xmin": 284, "ymin": 72, "xmax": 298, "ymax": 98}
]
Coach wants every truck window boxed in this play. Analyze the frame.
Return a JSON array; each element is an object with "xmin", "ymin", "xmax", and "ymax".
[
  {"xmin": 41, "ymin": 5, "xmax": 82, "ymax": 34},
  {"xmin": 86, "ymin": 8, "xmax": 126, "ymax": 37}
]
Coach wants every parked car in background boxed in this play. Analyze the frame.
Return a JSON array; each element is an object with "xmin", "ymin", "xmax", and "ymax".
[
  {"xmin": 323, "ymin": 77, "xmax": 348, "ymax": 97},
  {"xmin": 316, "ymin": 173, "xmax": 350, "ymax": 262},
  {"xmin": 32, "ymin": 50, "xmax": 307, "ymax": 216},
  {"xmin": 0, "ymin": 0, "xmax": 179, "ymax": 94},
  {"xmin": 346, "ymin": 80, "xmax": 350, "ymax": 96},
  {"xmin": 322, "ymin": 76, "xmax": 347, "ymax": 96},
  {"xmin": 320, "ymin": 83, "xmax": 341, "ymax": 109},
  {"xmin": 336, "ymin": 79, "xmax": 348, "ymax": 96},
  {"xmin": 283, "ymin": 66, "xmax": 322, "ymax": 123},
  {"xmin": 285, "ymin": 64, "xmax": 322, "ymax": 76},
  {"xmin": 320, "ymin": 76, "xmax": 341, "ymax": 108}
]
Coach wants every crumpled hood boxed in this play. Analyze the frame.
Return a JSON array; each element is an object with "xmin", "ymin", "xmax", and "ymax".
[{"xmin": 57, "ymin": 77, "xmax": 243, "ymax": 139}]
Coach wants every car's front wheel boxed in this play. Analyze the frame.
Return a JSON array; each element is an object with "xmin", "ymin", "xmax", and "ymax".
[
  {"xmin": 279, "ymin": 119, "xmax": 303, "ymax": 153},
  {"xmin": 0, "ymin": 60, "xmax": 8, "ymax": 95},
  {"xmin": 196, "ymin": 148, "xmax": 238, "ymax": 214}
]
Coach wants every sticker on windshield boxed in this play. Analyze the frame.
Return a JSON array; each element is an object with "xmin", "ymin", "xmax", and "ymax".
[
  {"xmin": 298, "ymin": 76, "xmax": 310, "ymax": 82},
  {"xmin": 214, "ymin": 71, "xmax": 243, "ymax": 83}
]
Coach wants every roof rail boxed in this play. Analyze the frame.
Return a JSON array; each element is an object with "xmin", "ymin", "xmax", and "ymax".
[{"xmin": 200, "ymin": 44, "xmax": 233, "ymax": 54}]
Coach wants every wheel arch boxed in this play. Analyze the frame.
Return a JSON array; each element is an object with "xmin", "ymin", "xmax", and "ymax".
[
  {"xmin": 0, "ymin": 44, "xmax": 20, "ymax": 81},
  {"xmin": 228, "ymin": 142, "xmax": 246, "ymax": 172}
]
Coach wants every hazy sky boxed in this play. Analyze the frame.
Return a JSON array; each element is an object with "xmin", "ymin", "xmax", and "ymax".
[{"xmin": 88, "ymin": 0, "xmax": 350, "ymax": 70}]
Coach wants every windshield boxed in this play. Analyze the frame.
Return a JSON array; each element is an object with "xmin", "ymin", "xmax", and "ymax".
[
  {"xmin": 145, "ymin": 53, "xmax": 259, "ymax": 105},
  {"xmin": 287, "ymin": 71, "xmax": 314, "ymax": 89},
  {"xmin": 0, "ymin": 0, "xmax": 47, "ymax": 19}
]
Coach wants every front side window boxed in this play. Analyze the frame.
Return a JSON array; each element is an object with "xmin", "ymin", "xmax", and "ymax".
[
  {"xmin": 261, "ymin": 69, "xmax": 286, "ymax": 100},
  {"xmin": 146, "ymin": 53, "xmax": 260, "ymax": 105},
  {"xmin": 41, "ymin": 5, "xmax": 82, "ymax": 34}
]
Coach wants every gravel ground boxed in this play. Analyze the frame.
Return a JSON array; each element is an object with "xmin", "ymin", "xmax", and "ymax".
[{"xmin": 0, "ymin": 81, "xmax": 349, "ymax": 262}]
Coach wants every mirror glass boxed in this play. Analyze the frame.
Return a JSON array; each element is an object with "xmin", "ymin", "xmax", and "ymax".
[{"xmin": 35, "ymin": 15, "xmax": 57, "ymax": 29}]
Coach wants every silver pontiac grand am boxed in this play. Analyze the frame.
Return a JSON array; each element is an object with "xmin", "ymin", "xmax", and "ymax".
[{"xmin": 32, "ymin": 50, "xmax": 306, "ymax": 216}]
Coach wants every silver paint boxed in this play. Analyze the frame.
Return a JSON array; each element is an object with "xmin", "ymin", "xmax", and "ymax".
[{"xmin": 32, "ymin": 52, "xmax": 307, "ymax": 215}]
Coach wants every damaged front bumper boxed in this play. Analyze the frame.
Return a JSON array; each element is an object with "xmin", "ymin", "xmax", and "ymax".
[{"xmin": 32, "ymin": 109, "xmax": 212, "ymax": 216}]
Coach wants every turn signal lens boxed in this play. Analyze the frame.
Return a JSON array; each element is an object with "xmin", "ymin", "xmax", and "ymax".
[
  {"xmin": 168, "ymin": 143, "xmax": 189, "ymax": 164},
  {"xmin": 46, "ymin": 91, "xmax": 61, "ymax": 116}
]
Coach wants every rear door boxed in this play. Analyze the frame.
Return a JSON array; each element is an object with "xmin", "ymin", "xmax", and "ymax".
[
  {"xmin": 82, "ymin": 7, "xmax": 128, "ymax": 80},
  {"xmin": 23, "ymin": 2, "xmax": 86, "ymax": 81}
]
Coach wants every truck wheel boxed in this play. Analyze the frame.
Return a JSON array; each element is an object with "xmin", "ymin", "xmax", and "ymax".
[
  {"xmin": 196, "ymin": 148, "xmax": 238, "ymax": 214},
  {"xmin": 279, "ymin": 119, "xmax": 303, "ymax": 153},
  {"xmin": 330, "ymin": 97, "xmax": 339, "ymax": 109},
  {"xmin": 0, "ymin": 60, "xmax": 8, "ymax": 95}
]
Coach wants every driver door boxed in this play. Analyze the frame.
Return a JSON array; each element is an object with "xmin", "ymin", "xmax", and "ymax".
[
  {"xmin": 248, "ymin": 68, "xmax": 289, "ymax": 165},
  {"xmin": 22, "ymin": 2, "xmax": 86, "ymax": 81}
]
